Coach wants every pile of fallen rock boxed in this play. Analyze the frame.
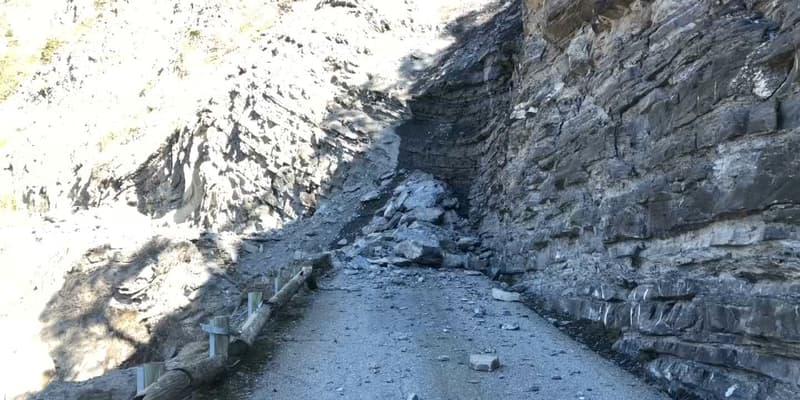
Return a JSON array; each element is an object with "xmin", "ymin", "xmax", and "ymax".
[{"xmin": 337, "ymin": 171, "xmax": 489, "ymax": 271}]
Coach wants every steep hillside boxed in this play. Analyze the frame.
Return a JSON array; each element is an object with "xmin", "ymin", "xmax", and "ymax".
[
  {"xmin": 0, "ymin": 0, "xmax": 416, "ymax": 228},
  {"xmin": 0, "ymin": 0, "xmax": 495, "ymax": 398}
]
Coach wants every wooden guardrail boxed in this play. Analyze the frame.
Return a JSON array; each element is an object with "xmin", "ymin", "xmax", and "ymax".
[{"xmin": 138, "ymin": 266, "xmax": 315, "ymax": 400}]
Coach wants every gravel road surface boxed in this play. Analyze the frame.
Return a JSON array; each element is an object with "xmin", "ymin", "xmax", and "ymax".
[{"xmin": 196, "ymin": 266, "xmax": 669, "ymax": 400}]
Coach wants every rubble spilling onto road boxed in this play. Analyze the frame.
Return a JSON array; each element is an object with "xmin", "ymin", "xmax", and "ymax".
[{"xmin": 334, "ymin": 171, "xmax": 489, "ymax": 273}]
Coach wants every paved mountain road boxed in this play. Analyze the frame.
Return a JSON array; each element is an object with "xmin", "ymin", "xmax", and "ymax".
[{"xmin": 195, "ymin": 266, "xmax": 669, "ymax": 400}]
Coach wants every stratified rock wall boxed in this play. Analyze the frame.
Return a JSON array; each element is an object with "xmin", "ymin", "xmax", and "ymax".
[
  {"xmin": 397, "ymin": 4, "xmax": 522, "ymax": 210},
  {"xmin": 469, "ymin": 0, "xmax": 800, "ymax": 398}
]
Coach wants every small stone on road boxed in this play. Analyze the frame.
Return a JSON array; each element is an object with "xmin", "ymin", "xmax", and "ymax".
[
  {"xmin": 491, "ymin": 288, "xmax": 521, "ymax": 302},
  {"xmin": 500, "ymin": 323, "xmax": 520, "ymax": 330},
  {"xmin": 469, "ymin": 354, "xmax": 500, "ymax": 372}
]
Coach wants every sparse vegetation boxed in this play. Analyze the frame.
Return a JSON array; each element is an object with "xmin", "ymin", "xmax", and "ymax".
[
  {"xmin": 236, "ymin": 3, "xmax": 281, "ymax": 38},
  {"xmin": 0, "ymin": 28, "xmax": 23, "ymax": 101},
  {"xmin": 98, "ymin": 127, "xmax": 141, "ymax": 151},
  {"xmin": 0, "ymin": 192, "xmax": 18, "ymax": 211},
  {"xmin": 277, "ymin": 0, "xmax": 294, "ymax": 13},
  {"xmin": 40, "ymin": 38, "xmax": 65, "ymax": 64},
  {"xmin": 0, "ymin": 54, "xmax": 24, "ymax": 101}
]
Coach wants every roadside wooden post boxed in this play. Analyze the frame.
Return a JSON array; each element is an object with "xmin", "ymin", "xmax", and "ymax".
[
  {"xmin": 248, "ymin": 291, "xmax": 263, "ymax": 317},
  {"xmin": 233, "ymin": 266, "xmax": 313, "ymax": 350},
  {"xmin": 204, "ymin": 316, "xmax": 230, "ymax": 358},
  {"xmin": 145, "ymin": 267, "xmax": 314, "ymax": 399},
  {"xmin": 135, "ymin": 362, "xmax": 164, "ymax": 397},
  {"xmin": 261, "ymin": 274, "xmax": 274, "ymax": 299},
  {"xmin": 306, "ymin": 270, "xmax": 319, "ymax": 290}
]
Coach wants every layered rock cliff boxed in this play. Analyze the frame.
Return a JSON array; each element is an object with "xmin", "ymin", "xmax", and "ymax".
[{"xmin": 416, "ymin": 1, "xmax": 800, "ymax": 398}]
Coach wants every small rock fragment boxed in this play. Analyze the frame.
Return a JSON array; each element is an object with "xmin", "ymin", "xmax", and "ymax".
[
  {"xmin": 367, "ymin": 256, "xmax": 412, "ymax": 266},
  {"xmin": 436, "ymin": 355, "xmax": 450, "ymax": 362},
  {"xmin": 469, "ymin": 354, "xmax": 500, "ymax": 372},
  {"xmin": 464, "ymin": 270, "xmax": 482, "ymax": 276},
  {"xmin": 442, "ymin": 252, "xmax": 468, "ymax": 268},
  {"xmin": 407, "ymin": 394, "xmax": 420, "ymax": 400},
  {"xmin": 491, "ymin": 288, "xmax": 521, "ymax": 302},
  {"xmin": 441, "ymin": 197, "xmax": 459, "ymax": 209},
  {"xmin": 456, "ymin": 236, "xmax": 480, "ymax": 250},
  {"xmin": 360, "ymin": 190, "xmax": 380, "ymax": 202},
  {"xmin": 409, "ymin": 207, "xmax": 445, "ymax": 224},
  {"xmin": 500, "ymin": 323, "xmax": 520, "ymax": 331}
]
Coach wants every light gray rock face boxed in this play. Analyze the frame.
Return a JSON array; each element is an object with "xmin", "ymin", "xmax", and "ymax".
[{"xmin": 399, "ymin": 0, "xmax": 800, "ymax": 398}]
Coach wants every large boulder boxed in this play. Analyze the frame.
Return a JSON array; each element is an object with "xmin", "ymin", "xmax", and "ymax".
[
  {"xmin": 393, "ymin": 172, "xmax": 447, "ymax": 212},
  {"xmin": 394, "ymin": 240, "xmax": 443, "ymax": 266}
]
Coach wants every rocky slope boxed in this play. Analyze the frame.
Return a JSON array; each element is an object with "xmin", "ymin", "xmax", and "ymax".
[
  {"xmin": 0, "ymin": 0, "xmax": 413, "ymax": 229},
  {"xmin": 0, "ymin": 0, "xmax": 496, "ymax": 398},
  {"xmin": 401, "ymin": 0, "xmax": 800, "ymax": 399}
]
